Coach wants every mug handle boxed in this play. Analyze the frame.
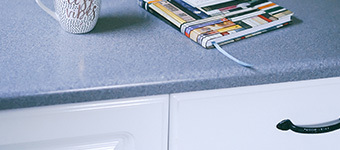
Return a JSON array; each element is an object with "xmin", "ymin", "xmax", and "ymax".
[{"xmin": 35, "ymin": 0, "xmax": 59, "ymax": 21}]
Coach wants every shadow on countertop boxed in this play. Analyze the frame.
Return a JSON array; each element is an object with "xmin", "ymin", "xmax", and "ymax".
[
  {"xmin": 91, "ymin": 14, "xmax": 151, "ymax": 34},
  {"xmin": 91, "ymin": 13, "xmax": 303, "ymax": 34},
  {"xmin": 291, "ymin": 16, "xmax": 303, "ymax": 25}
]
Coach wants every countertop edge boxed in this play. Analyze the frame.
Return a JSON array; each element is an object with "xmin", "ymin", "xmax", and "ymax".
[{"xmin": 1, "ymin": 66, "xmax": 339, "ymax": 111}]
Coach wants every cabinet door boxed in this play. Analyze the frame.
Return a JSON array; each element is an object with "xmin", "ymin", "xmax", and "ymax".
[
  {"xmin": 0, "ymin": 95, "xmax": 169, "ymax": 150},
  {"xmin": 170, "ymin": 77, "xmax": 340, "ymax": 150}
]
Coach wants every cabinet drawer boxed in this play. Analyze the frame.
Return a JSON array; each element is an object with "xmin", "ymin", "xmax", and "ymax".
[
  {"xmin": 0, "ymin": 95, "xmax": 169, "ymax": 150},
  {"xmin": 170, "ymin": 77, "xmax": 340, "ymax": 150}
]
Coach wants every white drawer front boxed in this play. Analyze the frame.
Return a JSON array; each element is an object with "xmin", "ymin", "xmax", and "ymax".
[
  {"xmin": 0, "ymin": 95, "xmax": 169, "ymax": 150},
  {"xmin": 170, "ymin": 77, "xmax": 340, "ymax": 150}
]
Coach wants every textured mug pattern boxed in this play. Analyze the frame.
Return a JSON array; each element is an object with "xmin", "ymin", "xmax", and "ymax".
[{"xmin": 55, "ymin": 0, "xmax": 101, "ymax": 33}]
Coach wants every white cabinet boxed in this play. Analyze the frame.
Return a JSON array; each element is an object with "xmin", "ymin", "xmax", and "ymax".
[
  {"xmin": 0, "ymin": 95, "xmax": 169, "ymax": 150},
  {"xmin": 169, "ymin": 77, "xmax": 340, "ymax": 150},
  {"xmin": 2, "ymin": 77, "xmax": 340, "ymax": 150}
]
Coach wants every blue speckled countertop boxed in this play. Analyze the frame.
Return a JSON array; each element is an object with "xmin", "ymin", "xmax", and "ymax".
[{"xmin": 1, "ymin": 0, "xmax": 340, "ymax": 110}]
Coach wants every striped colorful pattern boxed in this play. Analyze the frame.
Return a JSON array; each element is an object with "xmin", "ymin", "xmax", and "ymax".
[{"xmin": 139, "ymin": 0, "xmax": 293, "ymax": 48}]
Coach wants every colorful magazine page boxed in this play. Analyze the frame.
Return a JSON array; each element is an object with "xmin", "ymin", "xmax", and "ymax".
[
  {"xmin": 138, "ymin": 0, "xmax": 293, "ymax": 67},
  {"xmin": 139, "ymin": 0, "xmax": 293, "ymax": 48}
]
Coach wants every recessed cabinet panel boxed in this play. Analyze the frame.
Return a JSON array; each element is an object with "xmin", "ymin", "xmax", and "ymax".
[
  {"xmin": 0, "ymin": 133, "xmax": 127, "ymax": 150},
  {"xmin": 0, "ymin": 95, "xmax": 169, "ymax": 150},
  {"xmin": 170, "ymin": 77, "xmax": 340, "ymax": 150}
]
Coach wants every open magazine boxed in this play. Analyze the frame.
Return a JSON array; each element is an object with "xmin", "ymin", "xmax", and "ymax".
[{"xmin": 138, "ymin": 0, "xmax": 293, "ymax": 67}]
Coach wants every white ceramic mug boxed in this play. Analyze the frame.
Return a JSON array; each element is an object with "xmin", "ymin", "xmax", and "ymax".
[{"xmin": 36, "ymin": 0, "xmax": 101, "ymax": 34}]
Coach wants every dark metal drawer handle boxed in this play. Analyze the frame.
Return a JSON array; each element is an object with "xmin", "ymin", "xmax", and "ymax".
[{"xmin": 277, "ymin": 118, "xmax": 340, "ymax": 134}]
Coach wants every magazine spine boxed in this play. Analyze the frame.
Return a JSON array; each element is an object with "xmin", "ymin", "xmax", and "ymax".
[
  {"xmin": 205, "ymin": 17, "xmax": 292, "ymax": 48},
  {"xmin": 137, "ymin": 0, "xmax": 147, "ymax": 10},
  {"xmin": 138, "ymin": 0, "xmax": 181, "ymax": 31}
]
